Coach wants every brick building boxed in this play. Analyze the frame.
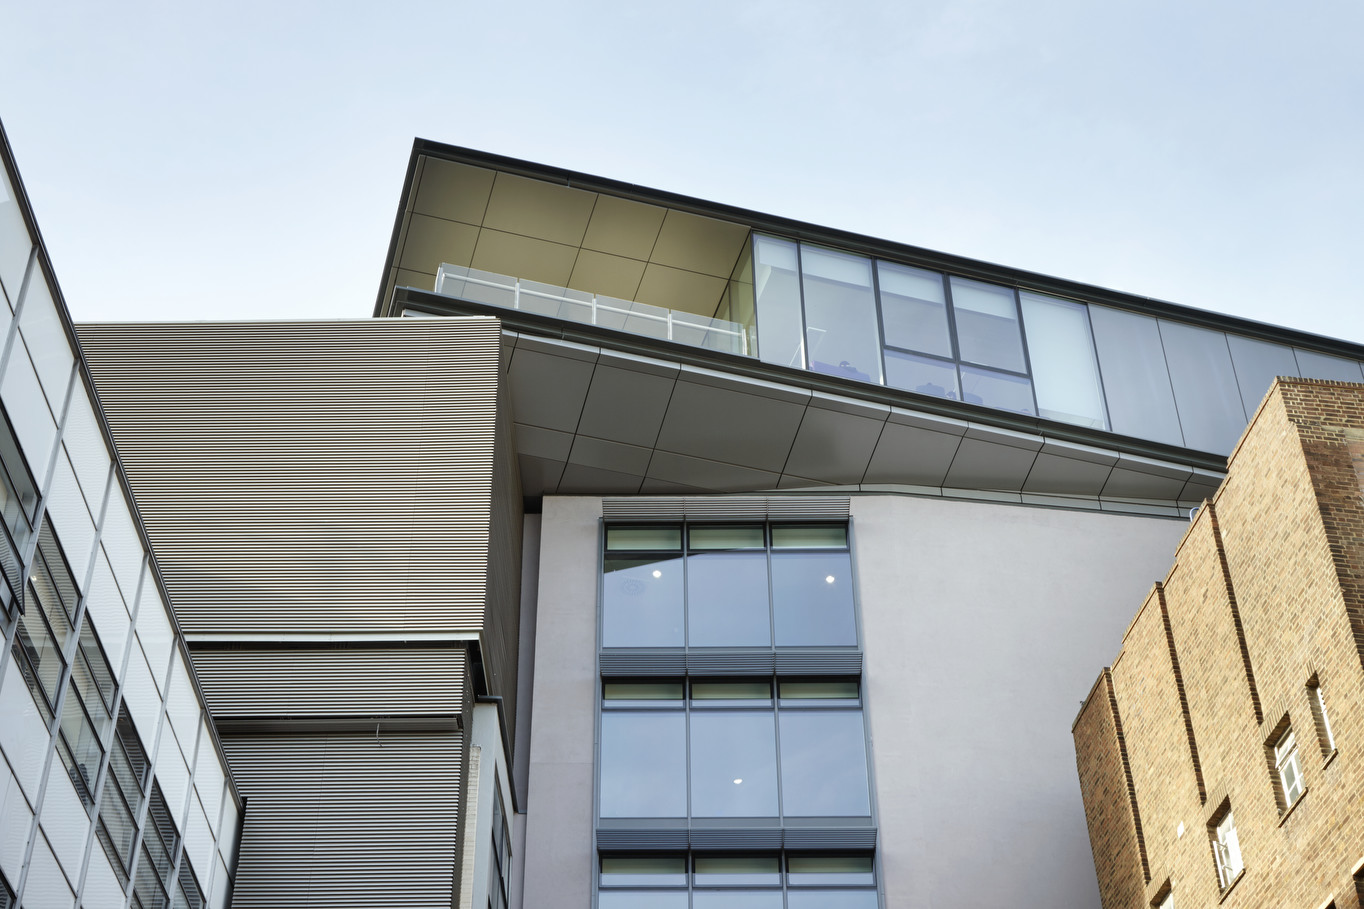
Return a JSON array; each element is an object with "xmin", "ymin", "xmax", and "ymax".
[{"xmin": 1074, "ymin": 378, "xmax": 1364, "ymax": 908}]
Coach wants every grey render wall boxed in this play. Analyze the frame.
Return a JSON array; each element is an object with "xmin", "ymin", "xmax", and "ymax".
[
  {"xmin": 519, "ymin": 496, "xmax": 601, "ymax": 909},
  {"xmin": 851, "ymin": 495, "xmax": 1188, "ymax": 908}
]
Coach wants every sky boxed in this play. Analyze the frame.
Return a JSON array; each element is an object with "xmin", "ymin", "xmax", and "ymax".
[{"xmin": 1, "ymin": 0, "xmax": 1362, "ymax": 343}]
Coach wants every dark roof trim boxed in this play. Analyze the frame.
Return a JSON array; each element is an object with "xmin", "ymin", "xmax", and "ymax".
[
  {"xmin": 377, "ymin": 139, "xmax": 1364, "ymax": 360},
  {"xmin": 394, "ymin": 285, "xmax": 1229, "ymax": 474}
]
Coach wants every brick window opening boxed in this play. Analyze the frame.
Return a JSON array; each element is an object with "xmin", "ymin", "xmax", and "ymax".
[
  {"xmin": 1210, "ymin": 808, "xmax": 1244, "ymax": 890},
  {"xmin": 1274, "ymin": 727, "xmax": 1304, "ymax": 807},
  {"xmin": 1307, "ymin": 676, "xmax": 1336, "ymax": 757}
]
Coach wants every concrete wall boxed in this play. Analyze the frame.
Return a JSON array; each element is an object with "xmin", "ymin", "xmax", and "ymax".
[{"xmin": 851, "ymin": 495, "xmax": 1187, "ymax": 909}]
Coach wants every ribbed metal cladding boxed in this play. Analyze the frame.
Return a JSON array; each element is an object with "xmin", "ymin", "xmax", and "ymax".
[
  {"xmin": 774, "ymin": 649, "xmax": 863, "ymax": 675},
  {"xmin": 594, "ymin": 826, "xmax": 873, "ymax": 850},
  {"xmin": 599, "ymin": 649, "xmax": 688, "ymax": 676},
  {"xmin": 481, "ymin": 376, "xmax": 524, "ymax": 755},
  {"xmin": 76, "ymin": 319, "xmax": 504, "ymax": 635},
  {"xmin": 783, "ymin": 827, "xmax": 878, "ymax": 850},
  {"xmin": 224, "ymin": 732, "xmax": 462, "ymax": 908},
  {"xmin": 189, "ymin": 647, "xmax": 466, "ymax": 717},
  {"xmin": 601, "ymin": 496, "xmax": 851, "ymax": 520},
  {"xmin": 598, "ymin": 650, "xmax": 861, "ymax": 676},
  {"xmin": 595, "ymin": 828, "xmax": 690, "ymax": 850}
]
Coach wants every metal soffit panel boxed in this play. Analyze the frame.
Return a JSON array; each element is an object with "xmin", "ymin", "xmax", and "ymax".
[{"xmin": 503, "ymin": 331, "xmax": 1224, "ymax": 510}]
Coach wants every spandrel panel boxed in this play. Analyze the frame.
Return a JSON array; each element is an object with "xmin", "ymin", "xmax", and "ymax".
[
  {"xmin": 1227, "ymin": 335, "xmax": 1299, "ymax": 416},
  {"xmin": 1158, "ymin": 320, "xmax": 1246, "ymax": 454},
  {"xmin": 24, "ymin": 835, "xmax": 74, "ymax": 909},
  {"xmin": 83, "ymin": 552, "xmax": 130, "ymax": 673},
  {"xmin": 801, "ymin": 246, "xmax": 882, "ymax": 384},
  {"xmin": 772, "ymin": 551, "xmax": 856, "ymax": 646},
  {"xmin": 1019, "ymin": 292, "xmax": 1106, "ymax": 429},
  {"xmin": 687, "ymin": 551, "xmax": 770, "ymax": 646},
  {"xmin": 17, "ymin": 279, "xmax": 73, "ymax": 417},
  {"xmin": 102, "ymin": 496, "xmax": 145, "ymax": 606},
  {"xmin": 193, "ymin": 718, "xmax": 225, "ymax": 829},
  {"xmin": 0, "ymin": 165, "xmax": 30, "ymax": 307},
  {"xmin": 45, "ymin": 450, "xmax": 95, "ymax": 587},
  {"xmin": 122, "ymin": 642, "xmax": 162, "ymax": 753},
  {"xmin": 778, "ymin": 711, "xmax": 871, "ymax": 816},
  {"xmin": 878, "ymin": 261, "xmax": 951, "ymax": 358},
  {"xmin": 60, "ymin": 385, "xmax": 111, "ymax": 511},
  {"xmin": 884, "ymin": 350, "xmax": 958, "ymax": 402},
  {"xmin": 166, "ymin": 651, "xmax": 202, "ymax": 750},
  {"xmin": 1088, "ymin": 306, "xmax": 1184, "ymax": 446},
  {"xmin": 1295, "ymin": 348, "xmax": 1364, "ymax": 382},
  {"xmin": 40, "ymin": 765, "xmax": 90, "ymax": 878},
  {"xmin": 599, "ymin": 712, "xmax": 686, "ymax": 817},
  {"xmin": 1, "ymin": 339, "xmax": 57, "ymax": 474},
  {"xmin": 754, "ymin": 236, "xmax": 805, "ymax": 370},
  {"xmin": 949, "ymin": 277, "xmax": 1025, "ymax": 373},
  {"xmin": 136, "ymin": 584, "xmax": 174, "ymax": 693},
  {"xmin": 602, "ymin": 554, "xmax": 684, "ymax": 647},
  {"xmin": 689, "ymin": 711, "xmax": 779, "ymax": 818},
  {"xmin": 0, "ymin": 765, "xmax": 32, "ymax": 886},
  {"xmin": 155, "ymin": 729, "xmax": 191, "ymax": 829}
]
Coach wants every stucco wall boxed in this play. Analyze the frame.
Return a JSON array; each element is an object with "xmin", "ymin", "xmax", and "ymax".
[{"xmin": 852, "ymin": 495, "xmax": 1187, "ymax": 908}]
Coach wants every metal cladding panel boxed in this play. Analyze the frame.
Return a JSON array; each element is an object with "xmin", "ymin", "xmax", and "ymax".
[
  {"xmin": 189, "ymin": 647, "xmax": 466, "ymax": 718},
  {"xmin": 482, "ymin": 375, "xmax": 524, "ymax": 749},
  {"xmin": 224, "ymin": 732, "xmax": 462, "ymax": 908},
  {"xmin": 76, "ymin": 319, "xmax": 503, "ymax": 635},
  {"xmin": 601, "ymin": 495, "xmax": 851, "ymax": 520}
]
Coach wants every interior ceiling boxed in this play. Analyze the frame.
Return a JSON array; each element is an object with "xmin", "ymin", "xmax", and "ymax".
[{"xmin": 391, "ymin": 156, "xmax": 751, "ymax": 318}]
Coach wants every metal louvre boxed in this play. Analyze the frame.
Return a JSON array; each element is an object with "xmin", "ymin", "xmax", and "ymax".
[
  {"xmin": 601, "ymin": 496, "xmax": 851, "ymax": 520},
  {"xmin": 76, "ymin": 319, "xmax": 504, "ymax": 636},
  {"xmin": 686, "ymin": 649, "xmax": 776, "ymax": 674},
  {"xmin": 774, "ymin": 649, "xmax": 863, "ymax": 675},
  {"xmin": 599, "ymin": 649, "xmax": 687, "ymax": 676},
  {"xmin": 189, "ymin": 647, "xmax": 466, "ymax": 718},
  {"xmin": 599, "ymin": 649, "xmax": 861, "ymax": 676},
  {"xmin": 596, "ymin": 828, "xmax": 690, "ymax": 850},
  {"xmin": 783, "ymin": 826, "xmax": 878, "ymax": 850},
  {"xmin": 223, "ymin": 731, "xmax": 462, "ymax": 908},
  {"xmin": 594, "ymin": 826, "xmax": 875, "ymax": 851}
]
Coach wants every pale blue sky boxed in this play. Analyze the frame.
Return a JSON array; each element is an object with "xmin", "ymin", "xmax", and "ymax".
[{"xmin": 2, "ymin": 0, "xmax": 1362, "ymax": 343}]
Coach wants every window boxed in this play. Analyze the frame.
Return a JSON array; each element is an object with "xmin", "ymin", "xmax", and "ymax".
[
  {"xmin": 598, "ymin": 853, "xmax": 877, "ymax": 908},
  {"xmin": 489, "ymin": 780, "xmax": 510, "ymax": 909},
  {"xmin": 1274, "ymin": 727, "xmax": 1304, "ymax": 806},
  {"xmin": 599, "ymin": 678, "xmax": 871, "ymax": 821},
  {"xmin": 1211, "ymin": 809, "xmax": 1243, "ymax": 889},
  {"xmin": 1308, "ymin": 677, "xmax": 1336, "ymax": 756},
  {"xmin": 1152, "ymin": 886, "xmax": 1173, "ymax": 909}
]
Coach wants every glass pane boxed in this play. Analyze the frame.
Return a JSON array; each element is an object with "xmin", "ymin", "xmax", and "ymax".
[
  {"xmin": 83, "ymin": 553, "xmax": 130, "ymax": 675},
  {"xmin": 692, "ymin": 892, "xmax": 784, "ymax": 908},
  {"xmin": 778, "ymin": 711, "xmax": 871, "ymax": 816},
  {"xmin": 17, "ymin": 280, "xmax": 74, "ymax": 417},
  {"xmin": 884, "ymin": 350, "xmax": 959, "ymax": 402},
  {"xmin": 61, "ymin": 386, "xmax": 111, "ymax": 511},
  {"xmin": 0, "ymin": 164, "xmax": 31, "ymax": 308},
  {"xmin": 41, "ymin": 764, "xmax": 91, "ymax": 876},
  {"xmin": 1294, "ymin": 349, "xmax": 1364, "ymax": 383},
  {"xmin": 772, "ymin": 551, "xmax": 857, "ymax": 646},
  {"xmin": 166, "ymin": 651, "xmax": 202, "ymax": 751},
  {"xmin": 754, "ymin": 236, "xmax": 805, "ymax": 370},
  {"xmin": 603, "ymin": 682, "xmax": 684, "ymax": 701},
  {"xmin": 958, "ymin": 366, "xmax": 1035, "ymax": 415},
  {"xmin": 123, "ymin": 642, "xmax": 162, "ymax": 749},
  {"xmin": 691, "ymin": 681, "xmax": 771, "ymax": 700},
  {"xmin": 779, "ymin": 680, "xmax": 859, "ymax": 700},
  {"xmin": 1088, "ymin": 306, "xmax": 1184, "ymax": 446},
  {"xmin": 801, "ymin": 246, "xmax": 882, "ymax": 383},
  {"xmin": 687, "ymin": 552, "xmax": 771, "ymax": 646},
  {"xmin": 786, "ymin": 891, "xmax": 879, "ymax": 908},
  {"xmin": 599, "ymin": 712, "xmax": 686, "ymax": 817},
  {"xmin": 949, "ymin": 277, "xmax": 1025, "ymax": 372},
  {"xmin": 770, "ymin": 525, "xmax": 847, "ymax": 549},
  {"xmin": 1158, "ymin": 321, "xmax": 1247, "ymax": 454},
  {"xmin": 788, "ymin": 855, "xmax": 875, "ymax": 885},
  {"xmin": 137, "ymin": 582, "xmax": 175, "ymax": 693},
  {"xmin": 1019, "ymin": 292, "xmax": 1106, "ymax": 429},
  {"xmin": 598, "ymin": 892, "xmax": 688, "ymax": 909},
  {"xmin": 602, "ymin": 554, "xmax": 684, "ymax": 647},
  {"xmin": 45, "ymin": 451, "xmax": 95, "ymax": 587},
  {"xmin": 689, "ymin": 525, "xmax": 764, "ymax": 550},
  {"xmin": 601, "ymin": 856, "xmax": 688, "ymax": 886},
  {"xmin": 878, "ymin": 262, "xmax": 950, "ymax": 357},
  {"xmin": 694, "ymin": 856, "xmax": 781, "ymax": 885},
  {"xmin": 155, "ymin": 731, "xmax": 191, "ymax": 828},
  {"xmin": 689, "ymin": 711, "xmax": 778, "ymax": 818},
  {"xmin": 1, "ymin": 340, "xmax": 57, "ymax": 474},
  {"xmin": 606, "ymin": 526, "xmax": 682, "ymax": 552},
  {"xmin": 103, "ymin": 497, "xmax": 146, "ymax": 605},
  {"xmin": 1227, "ymin": 335, "xmax": 1298, "ymax": 417}
]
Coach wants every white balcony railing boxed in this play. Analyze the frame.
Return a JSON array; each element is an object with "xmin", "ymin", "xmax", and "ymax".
[{"xmin": 434, "ymin": 264, "xmax": 751, "ymax": 357}]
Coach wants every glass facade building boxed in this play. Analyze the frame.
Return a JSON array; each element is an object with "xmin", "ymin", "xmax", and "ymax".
[{"xmin": 0, "ymin": 124, "xmax": 240, "ymax": 909}]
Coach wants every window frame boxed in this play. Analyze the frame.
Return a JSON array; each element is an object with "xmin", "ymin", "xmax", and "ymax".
[
  {"xmin": 1273, "ymin": 726, "xmax": 1304, "ymax": 807},
  {"xmin": 1210, "ymin": 808, "xmax": 1244, "ymax": 890}
]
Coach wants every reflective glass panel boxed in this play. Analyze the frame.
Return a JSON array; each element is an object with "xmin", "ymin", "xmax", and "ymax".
[
  {"xmin": 778, "ymin": 711, "xmax": 871, "ymax": 816},
  {"xmin": 1294, "ymin": 349, "xmax": 1364, "ymax": 382},
  {"xmin": 687, "ymin": 552, "xmax": 770, "ymax": 646},
  {"xmin": 1158, "ymin": 321, "xmax": 1246, "ymax": 454},
  {"xmin": 601, "ymin": 856, "xmax": 688, "ymax": 887},
  {"xmin": 598, "ymin": 893, "xmax": 688, "ymax": 909},
  {"xmin": 689, "ymin": 525, "xmax": 764, "ymax": 550},
  {"xmin": 690, "ymin": 711, "xmax": 779, "ymax": 818},
  {"xmin": 603, "ymin": 682, "xmax": 684, "ymax": 701},
  {"xmin": 754, "ymin": 237, "xmax": 805, "ymax": 370},
  {"xmin": 1088, "ymin": 306, "xmax": 1184, "ymax": 446},
  {"xmin": 599, "ymin": 712, "xmax": 686, "ymax": 817},
  {"xmin": 691, "ymin": 681, "xmax": 771, "ymax": 701},
  {"xmin": 786, "ymin": 891, "xmax": 880, "ymax": 908},
  {"xmin": 0, "ymin": 164, "xmax": 31, "ymax": 306},
  {"xmin": 772, "ymin": 551, "xmax": 856, "ymax": 646},
  {"xmin": 788, "ymin": 855, "xmax": 876, "ymax": 886},
  {"xmin": 1019, "ymin": 292, "xmax": 1106, "ymax": 429},
  {"xmin": 1, "ymin": 341, "xmax": 57, "ymax": 473},
  {"xmin": 878, "ymin": 262, "xmax": 950, "ymax": 357},
  {"xmin": 693, "ymin": 892, "xmax": 784, "ymax": 908},
  {"xmin": 801, "ymin": 246, "xmax": 883, "ymax": 384},
  {"xmin": 693, "ymin": 856, "xmax": 782, "ymax": 885},
  {"xmin": 606, "ymin": 526, "xmax": 682, "ymax": 551},
  {"xmin": 949, "ymin": 277, "xmax": 1025, "ymax": 372},
  {"xmin": 884, "ymin": 350, "xmax": 959, "ymax": 401},
  {"xmin": 602, "ymin": 554, "xmax": 684, "ymax": 647},
  {"xmin": 778, "ymin": 680, "xmax": 859, "ymax": 700},
  {"xmin": 17, "ymin": 280, "xmax": 74, "ymax": 417},
  {"xmin": 958, "ymin": 366, "xmax": 1035, "ymax": 415},
  {"xmin": 770, "ymin": 525, "xmax": 847, "ymax": 549},
  {"xmin": 1227, "ymin": 335, "xmax": 1298, "ymax": 417}
]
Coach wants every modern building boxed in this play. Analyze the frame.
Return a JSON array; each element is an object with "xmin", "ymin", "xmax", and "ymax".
[
  {"xmin": 9, "ymin": 129, "xmax": 1364, "ymax": 908},
  {"xmin": 1073, "ymin": 377, "xmax": 1364, "ymax": 909},
  {"xmin": 0, "ymin": 124, "xmax": 242, "ymax": 908}
]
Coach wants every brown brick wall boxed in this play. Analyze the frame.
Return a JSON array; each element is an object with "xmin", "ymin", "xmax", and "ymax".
[{"xmin": 1075, "ymin": 379, "xmax": 1364, "ymax": 909}]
